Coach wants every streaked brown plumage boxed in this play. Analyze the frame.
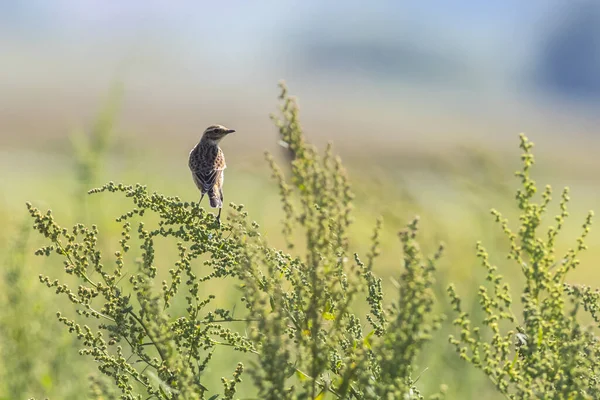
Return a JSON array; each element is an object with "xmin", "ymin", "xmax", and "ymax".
[{"xmin": 188, "ymin": 124, "xmax": 235, "ymax": 224}]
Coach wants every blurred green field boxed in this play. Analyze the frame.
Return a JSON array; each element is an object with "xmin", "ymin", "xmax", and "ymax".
[{"xmin": 1, "ymin": 91, "xmax": 600, "ymax": 399}]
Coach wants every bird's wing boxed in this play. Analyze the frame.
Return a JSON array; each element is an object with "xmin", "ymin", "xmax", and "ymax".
[
  {"xmin": 192, "ymin": 146, "xmax": 226, "ymax": 193},
  {"xmin": 194, "ymin": 168, "xmax": 222, "ymax": 193}
]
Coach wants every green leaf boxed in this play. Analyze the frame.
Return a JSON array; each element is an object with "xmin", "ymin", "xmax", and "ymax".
[
  {"xmin": 363, "ymin": 330, "xmax": 375, "ymax": 349},
  {"xmin": 296, "ymin": 370, "xmax": 310, "ymax": 382},
  {"xmin": 159, "ymin": 385, "xmax": 169, "ymax": 398},
  {"xmin": 40, "ymin": 373, "xmax": 53, "ymax": 390},
  {"xmin": 323, "ymin": 312, "xmax": 335, "ymax": 321},
  {"xmin": 510, "ymin": 352, "xmax": 519, "ymax": 370}
]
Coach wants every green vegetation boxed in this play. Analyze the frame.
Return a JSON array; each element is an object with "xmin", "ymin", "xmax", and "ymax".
[
  {"xmin": 448, "ymin": 135, "xmax": 598, "ymax": 398},
  {"xmin": 1, "ymin": 82, "xmax": 599, "ymax": 399}
]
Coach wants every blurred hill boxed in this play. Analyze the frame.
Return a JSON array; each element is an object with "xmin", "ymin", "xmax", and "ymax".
[{"xmin": 1, "ymin": 1, "xmax": 599, "ymax": 161}]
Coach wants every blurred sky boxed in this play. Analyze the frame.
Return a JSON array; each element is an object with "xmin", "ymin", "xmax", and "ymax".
[{"xmin": 1, "ymin": 1, "xmax": 599, "ymax": 154}]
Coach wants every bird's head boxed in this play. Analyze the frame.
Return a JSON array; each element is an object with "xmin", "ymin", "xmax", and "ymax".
[{"xmin": 201, "ymin": 125, "xmax": 235, "ymax": 143}]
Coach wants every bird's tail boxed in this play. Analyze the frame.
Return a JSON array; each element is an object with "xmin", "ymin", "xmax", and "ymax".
[{"xmin": 208, "ymin": 190, "xmax": 222, "ymax": 208}]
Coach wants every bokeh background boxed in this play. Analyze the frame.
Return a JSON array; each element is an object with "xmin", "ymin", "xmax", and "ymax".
[{"xmin": 1, "ymin": 1, "xmax": 600, "ymax": 399}]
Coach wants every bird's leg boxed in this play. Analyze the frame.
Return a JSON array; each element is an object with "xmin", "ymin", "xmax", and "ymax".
[
  {"xmin": 216, "ymin": 207, "xmax": 222, "ymax": 226},
  {"xmin": 191, "ymin": 193, "xmax": 205, "ymax": 224}
]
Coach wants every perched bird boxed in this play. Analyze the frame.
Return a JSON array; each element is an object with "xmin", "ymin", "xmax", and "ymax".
[{"xmin": 188, "ymin": 124, "xmax": 236, "ymax": 225}]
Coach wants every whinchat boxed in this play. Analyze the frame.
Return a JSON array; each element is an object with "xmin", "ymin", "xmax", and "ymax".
[{"xmin": 188, "ymin": 124, "xmax": 236, "ymax": 225}]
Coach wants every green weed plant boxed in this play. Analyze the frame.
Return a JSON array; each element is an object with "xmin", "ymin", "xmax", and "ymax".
[{"xmin": 24, "ymin": 83, "xmax": 598, "ymax": 399}]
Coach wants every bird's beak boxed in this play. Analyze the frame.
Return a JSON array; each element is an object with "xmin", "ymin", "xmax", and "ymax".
[{"xmin": 225, "ymin": 129, "xmax": 236, "ymax": 134}]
